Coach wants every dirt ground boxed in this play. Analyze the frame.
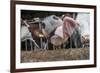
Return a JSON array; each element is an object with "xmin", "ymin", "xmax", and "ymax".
[{"xmin": 21, "ymin": 48, "xmax": 89, "ymax": 63}]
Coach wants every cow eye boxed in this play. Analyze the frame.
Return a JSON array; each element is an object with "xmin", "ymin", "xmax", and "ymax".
[{"xmin": 53, "ymin": 16, "xmax": 59, "ymax": 20}]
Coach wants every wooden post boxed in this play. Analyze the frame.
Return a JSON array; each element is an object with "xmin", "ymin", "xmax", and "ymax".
[
  {"xmin": 30, "ymin": 40, "xmax": 33, "ymax": 51},
  {"xmin": 70, "ymin": 38, "xmax": 72, "ymax": 48},
  {"xmin": 47, "ymin": 39, "xmax": 48, "ymax": 50},
  {"xmin": 25, "ymin": 40, "xmax": 27, "ymax": 51},
  {"xmin": 40, "ymin": 37, "xmax": 43, "ymax": 49}
]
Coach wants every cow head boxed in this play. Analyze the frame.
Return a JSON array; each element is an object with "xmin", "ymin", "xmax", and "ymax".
[{"xmin": 41, "ymin": 15, "xmax": 63, "ymax": 36}]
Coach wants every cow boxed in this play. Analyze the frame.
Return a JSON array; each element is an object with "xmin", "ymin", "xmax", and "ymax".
[
  {"xmin": 41, "ymin": 15, "xmax": 64, "ymax": 49},
  {"xmin": 62, "ymin": 15, "xmax": 82, "ymax": 48},
  {"xmin": 81, "ymin": 34, "xmax": 89, "ymax": 48},
  {"xmin": 51, "ymin": 16, "xmax": 82, "ymax": 49},
  {"xmin": 41, "ymin": 15, "xmax": 82, "ymax": 49}
]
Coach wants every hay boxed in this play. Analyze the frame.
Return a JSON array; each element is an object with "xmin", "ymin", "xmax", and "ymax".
[{"xmin": 21, "ymin": 48, "xmax": 89, "ymax": 63}]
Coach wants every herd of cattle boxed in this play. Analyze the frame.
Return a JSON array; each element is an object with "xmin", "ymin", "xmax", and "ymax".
[{"xmin": 21, "ymin": 13, "xmax": 90, "ymax": 51}]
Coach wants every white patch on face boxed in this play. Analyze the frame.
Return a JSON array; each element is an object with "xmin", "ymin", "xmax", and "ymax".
[{"xmin": 54, "ymin": 25, "xmax": 64, "ymax": 39}]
